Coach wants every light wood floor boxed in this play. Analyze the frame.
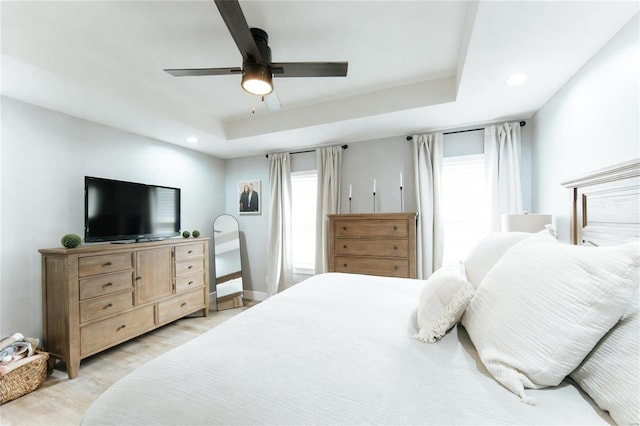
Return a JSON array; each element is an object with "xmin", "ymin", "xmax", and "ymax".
[{"xmin": 0, "ymin": 304, "xmax": 254, "ymax": 425}]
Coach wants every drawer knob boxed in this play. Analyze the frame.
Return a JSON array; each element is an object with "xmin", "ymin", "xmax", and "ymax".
[
  {"xmin": 118, "ymin": 324, "xmax": 126, "ymax": 330},
  {"xmin": 343, "ymin": 245, "xmax": 347, "ymax": 249},
  {"xmin": 188, "ymin": 265, "xmax": 193, "ymax": 269},
  {"xmin": 104, "ymin": 261, "xmax": 112, "ymax": 266},
  {"xmin": 135, "ymin": 276, "xmax": 142, "ymax": 281},
  {"xmin": 180, "ymin": 302, "xmax": 187, "ymax": 308},
  {"xmin": 393, "ymin": 226, "xmax": 397, "ymax": 230},
  {"xmin": 342, "ymin": 227, "xmax": 347, "ymax": 231},
  {"xmin": 104, "ymin": 303, "xmax": 113, "ymax": 309},
  {"xmin": 188, "ymin": 281, "xmax": 194, "ymax": 286},
  {"xmin": 394, "ymin": 266, "xmax": 398, "ymax": 270},
  {"xmin": 393, "ymin": 246, "xmax": 398, "ymax": 250},
  {"xmin": 103, "ymin": 282, "xmax": 113, "ymax": 288},
  {"xmin": 343, "ymin": 263, "xmax": 348, "ymax": 267},
  {"xmin": 188, "ymin": 250, "xmax": 193, "ymax": 254}
]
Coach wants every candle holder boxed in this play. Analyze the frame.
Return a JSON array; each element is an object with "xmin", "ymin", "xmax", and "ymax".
[
  {"xmin": 373, "ymin": 192, "xmax": 376, "ymax": 214},
  {"xmin": 400, "ymin": 186, "xmax": 403, "ymax": 213},
  {"xmin": 349, "ymin": 197, "xmax": 352, "ymax": 214}
]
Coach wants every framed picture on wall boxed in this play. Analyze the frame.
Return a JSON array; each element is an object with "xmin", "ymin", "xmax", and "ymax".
[{"xmin": 238, "ymin": 180, "xmax": 261, "ymax": 215}]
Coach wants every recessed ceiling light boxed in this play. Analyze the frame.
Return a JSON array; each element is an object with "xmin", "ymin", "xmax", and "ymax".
[
  {"xmin": 506, "ymin": 72, "xmax": 529, "ymax": 86},
  {"xmin": 186, "ymin": 136, "xmax": 198, "ymax": 144}
]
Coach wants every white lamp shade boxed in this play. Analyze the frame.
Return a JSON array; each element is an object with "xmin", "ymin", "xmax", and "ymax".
[{"xmin": 501, "ymin": 213, "xmax": 552, "ymax": 233}]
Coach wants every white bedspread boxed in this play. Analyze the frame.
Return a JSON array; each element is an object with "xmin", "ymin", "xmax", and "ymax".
[{"xmin": 82, "ymin": 273, "xmax": 611, "ymax": 425}]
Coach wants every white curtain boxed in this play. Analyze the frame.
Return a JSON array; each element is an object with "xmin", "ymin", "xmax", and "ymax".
[
  {"xmin": 315, "ymin": 146, "xmax": 342, "ymax": 273},
  {"xmin": 413, "ymin": 133, "xmax": 444, "ymax": 279},
  {"xmin": 484, "ymin": 122, "xmax": 523, "ymax": 232},
  {"xmin": 266, "ymin": 153, "xmax": 294, "ymax": 296}
]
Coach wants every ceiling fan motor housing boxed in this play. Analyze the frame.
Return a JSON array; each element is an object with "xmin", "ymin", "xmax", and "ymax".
[
  {"xmin": 248, "ymin": 28, "xmax": 272, "ymax": 67},
  {"xmin": 241, "ymin": 28, "xmax": 273, "ymax": 95}
]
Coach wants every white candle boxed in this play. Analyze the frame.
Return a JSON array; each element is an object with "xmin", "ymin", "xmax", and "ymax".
[
  {"xmin": 400, "ymin": 172, "xmax": 403, "ymax": 188},
  {"xmin": 373, "ymin": 179, "xmax": 376, "ymax": 193},
  {"xmin": 349, "ymin": 184, "xmax": 352, "ymax": 198}
]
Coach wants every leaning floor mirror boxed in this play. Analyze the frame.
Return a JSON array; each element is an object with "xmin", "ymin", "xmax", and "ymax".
[{"xmin": 213, "ymin": 214, "xmax": 245, "ymax": 310}]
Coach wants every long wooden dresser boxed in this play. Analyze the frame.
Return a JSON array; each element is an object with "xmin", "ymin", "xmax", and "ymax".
[
  {"xmin": 328, "ymin": 213, "xmax": 417, "ymax": 278},
  {"xmin": 39, "ymin": 238, "xmax": 209, "ymax": 378}
]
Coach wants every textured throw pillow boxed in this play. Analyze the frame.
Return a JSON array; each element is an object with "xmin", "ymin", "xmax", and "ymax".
[
  {"xmin": 416, "ymin": 262, "xmax": 475, "ymax": 343},
  {"xmin": 571, "ymin": 287, "xmax": 639, "ymax": 425},
  {"xmin": 462, "ymin": 240, "xmax": 639, "ymax": 404}
]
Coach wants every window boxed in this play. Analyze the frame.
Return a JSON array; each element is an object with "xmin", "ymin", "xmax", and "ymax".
[
  {"xmin": 291, "ymin": 170, "xmax": 317, "ymax": 274},
  {"xmin": 441, "ymin": 154, "xmax": 489, "ymax": 265}
]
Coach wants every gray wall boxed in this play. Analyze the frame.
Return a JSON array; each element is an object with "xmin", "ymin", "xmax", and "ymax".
[
  {"xmin": 0, "ymin": 97, "xmax": 226, "ymax": 339},
  {"xmin": 531, "ymin": 14, "xmax": 639, "ymax": 242},
  {"xmin": 224, "ymin": 155, "xmax": 270, "ymax": 297}
]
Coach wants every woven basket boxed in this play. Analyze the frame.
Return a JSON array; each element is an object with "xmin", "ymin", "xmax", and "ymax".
[{"xmin": 0, "ymin": 351, "xmax": 48, "ymax": 404}]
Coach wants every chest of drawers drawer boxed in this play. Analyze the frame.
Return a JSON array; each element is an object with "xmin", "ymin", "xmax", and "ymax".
[
  {"xmin": 157, "ymin": 289, "xmax": 204, "ymax": 324},
  {"xmin": 78, "ymin": 252, "xmax": 133, "ymax": 277},
  {"xmin": 334, "ymin": 256, "xmax": 409, "ymax": 278},
  {"xmin": 80, "ymin": 305, "xmax": 155, "ymax": 356},
  {"xmin": 334, "ymin": 219, "xmax": 409, "ymax": 238},
  {"xmin": 79, "ymin": 291, "xmax": 134, "ymax": 323},
  {"xmin": 175, "ymin": 243, "xmax": 204, "ymax": 260},
  {"xmin": 335, "ymin": 239, "xmax": 408, "ymax": 258},
  {"xmin": 175, "ymin": 259, "xmax": 204, "ymax": 276},
  {"xmin": 79, "ymin": 271, "xmax": 133, "ymax": 300},
  {"xmin": 175, "ymin": 273, "xmax": 205, "ymax": 293}
]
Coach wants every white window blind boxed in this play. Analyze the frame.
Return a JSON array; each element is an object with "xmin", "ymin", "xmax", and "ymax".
[
  {"xmin": 441, "ymin": 154, "xmax": 489, "ymax": 265},
  {"xmin": 291, "ymin": 170, "xmax": 317, "ymax": 274}
]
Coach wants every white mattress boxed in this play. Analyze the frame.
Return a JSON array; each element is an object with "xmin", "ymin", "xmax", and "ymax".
[{"xmin": 82, "ymin": 273, "xmax": 612, "ymax": 425}]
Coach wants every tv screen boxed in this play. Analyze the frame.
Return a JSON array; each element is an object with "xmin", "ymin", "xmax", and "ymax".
[{"xmin": 85, "ymin": 176, "xmax": 181, "ymax": 243}]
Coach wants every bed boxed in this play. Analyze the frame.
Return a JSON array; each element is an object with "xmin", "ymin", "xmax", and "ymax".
[{"xmin": 82, "ymin": 160, "xmax": 639, "ymax": 425}]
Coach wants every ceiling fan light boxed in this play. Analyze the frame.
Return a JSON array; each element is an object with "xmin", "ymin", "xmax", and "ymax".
[{"xmin": 242, "ymin": 63, "xmax": 273, "ymax": 96}]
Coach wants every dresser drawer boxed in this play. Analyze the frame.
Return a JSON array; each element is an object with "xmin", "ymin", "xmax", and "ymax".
[
  {"xmin": 80, "ymin": 291, "xmax": 134, "ymax": 323},
  {"xmin": 334, "ymin": 219, "xmax": 409, "ymax": 238},
  {"xmin": 175, "ymin": 258, "xmax": 204, "ymax": 277},
  {"xmin": 175, "ymin": 272, "xmax": 205, "ymax": 293},
  {"xmin": 78, "ymin": 252, "xmax": 133, "ymax": 277},
  {"xmin": 80, "ymin": 305, "xmax": 155, "ymax": 356},
  {"xmin": 336, "ymin": 239, "xmax": 408, "ymax": 258},
  {"xmin": 174, "ymin": 243, "xmax": 204, "ymax": 260},
  {"xmin": 334, "ymin": 256, "xmax": 409, "ymax": 278},
  {"xmin": 79, "ymin": 271, "xmax": 133, "ymax": 300},
  {"xmin": 157, "ymin": 289, "xmax": 204, "ymax": 324}
]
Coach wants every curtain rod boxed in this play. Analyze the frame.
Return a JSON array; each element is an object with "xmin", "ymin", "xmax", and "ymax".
[
  {"xmin": 266, "ymin": 144, "xmax": 348, "ymax": 158},
  {"xmin": 405, "ymin": 120, "xmax": 526, "ymax": 141}
]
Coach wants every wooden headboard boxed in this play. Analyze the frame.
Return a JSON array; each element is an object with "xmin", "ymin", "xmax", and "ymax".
[{"xmin": 561, "ymin": 158, "xmax": 640, "ymax": 246}]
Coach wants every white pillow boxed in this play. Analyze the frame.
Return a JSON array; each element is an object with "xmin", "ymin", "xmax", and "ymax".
[
  {"xmin": 464, "ymin": 232, "xmax": 531, "ymax": 289},
  {"xmin": 416, "ymin": 262, "xmax": 474, "ymax": 343},
  {"xmin": 462, "ymin": 240, "xmax": 639, "ymax": 404},
  {"xmin": 570, "ymin": 286, "xmax": 639, "ymax": 425},
  {"xmin": 464, "ymin": 226, "xmax": 557, "ymax": 289}
]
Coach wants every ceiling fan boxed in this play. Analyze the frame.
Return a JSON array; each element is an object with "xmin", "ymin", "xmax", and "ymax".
[{"xmin": 164, "ymin": 0, "xmax": 348, "ymax": 107}]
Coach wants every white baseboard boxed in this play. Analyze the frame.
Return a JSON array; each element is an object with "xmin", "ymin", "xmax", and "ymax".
[{"xmin": 243, "ymin": 290, "xmax": 268, "ymax": 302}]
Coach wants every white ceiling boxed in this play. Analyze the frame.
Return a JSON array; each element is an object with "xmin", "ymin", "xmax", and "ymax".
[{"xmin": 1, "ymin": 1, "xmax": 638, "ymax": 159}]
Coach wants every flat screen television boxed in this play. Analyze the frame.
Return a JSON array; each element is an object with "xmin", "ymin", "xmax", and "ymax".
[{"xmin": 84, "ymin": 176, "xmax": 181, "ymax": 243}]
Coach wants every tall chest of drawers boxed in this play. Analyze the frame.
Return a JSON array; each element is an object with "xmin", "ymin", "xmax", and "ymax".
[
  {"xmin": 39, "ymin": 238, "xmax": 209, "ymax": 379},
  {"xmin": 328, "ymin": 213, "xmax": 417, "ymax": 278}
]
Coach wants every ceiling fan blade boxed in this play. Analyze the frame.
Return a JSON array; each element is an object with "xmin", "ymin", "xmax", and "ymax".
[
  {"xmin": 214, "ymin": 0, "xmax": 263, "ymax": 63},
  {"xmin": 164, "ymin": 67, "xmax": 241, "ymax": 77},
  {"xmin": 263, "ymin": 88, "xmax": 281, "ymax": 111},
  {"xmin": 271, "ymin": 62, "xmax": 348, "ymax": 78}
]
